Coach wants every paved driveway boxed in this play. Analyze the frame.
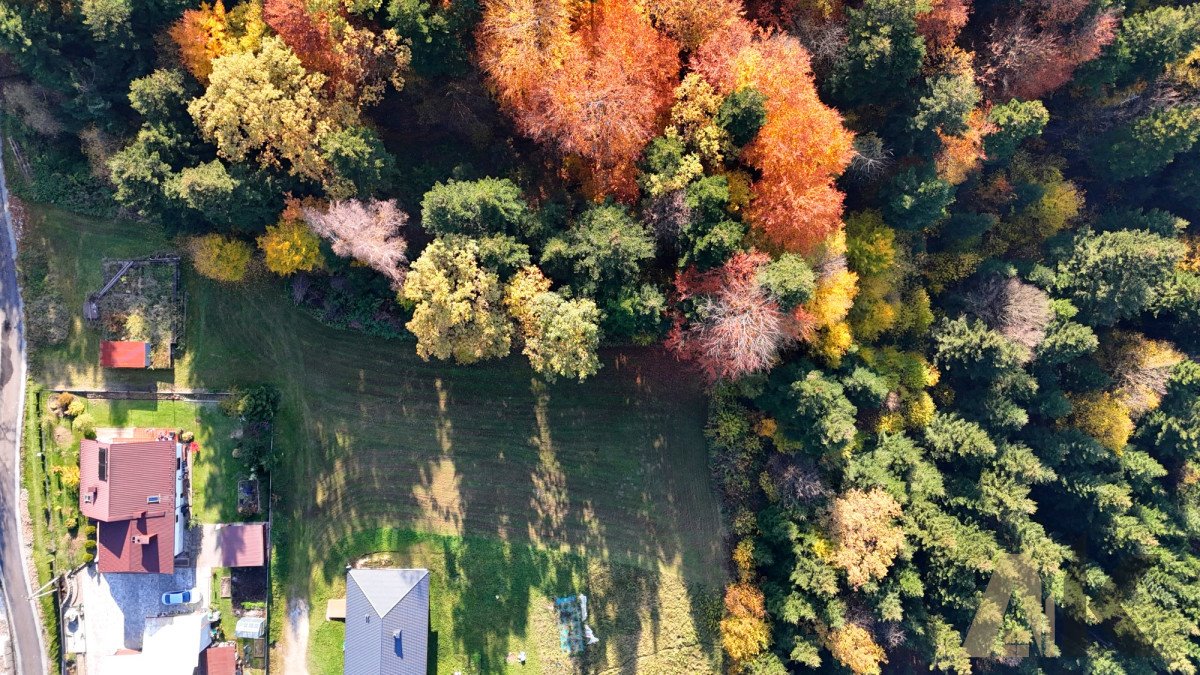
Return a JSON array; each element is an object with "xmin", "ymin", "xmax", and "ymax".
[{"xmin": 76, "ymin": 565, "xmax": 212, "ymax": 671}]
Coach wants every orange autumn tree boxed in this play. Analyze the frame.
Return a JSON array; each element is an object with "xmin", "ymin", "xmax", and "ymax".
[
  {"xmin": 170, "ymin": 0, "xmax": 230, "ymax": 83},
  {"xmin": 936, "ymin": 108, "xmax": 996, "ymax": 185},
  {"xmin": 692, "ymin": 20, "xmax": 854, "ymax": 253},
  {"xmin": 476, "ymin": 0, "xmax": 575, "ymax": 112},
  {"xmin": 479, "ymin": 0, "xmax": 680, "ymax": 199}
]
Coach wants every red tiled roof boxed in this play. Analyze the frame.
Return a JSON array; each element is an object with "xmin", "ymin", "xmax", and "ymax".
[
  {"xmin": 200, "ymin": 645, "xmax": 237, "ymax": 675},
  {"xmin": 80, "ymin": 440, "xmax": 177, "ymax": 521},
  {"xmin": 100, "ymin": 341, "xmax": 150, "ymax": 369},
  {"xmin": 80, "ymin": 440, "xmax": 178, "ymax": 574},
  {"xmin": 216, "ymin": 523, "xmax": 266, "ymax": 568},
  {"xmin": 97, "ymin": 514, "xmax": 176, "ymax": 574}
]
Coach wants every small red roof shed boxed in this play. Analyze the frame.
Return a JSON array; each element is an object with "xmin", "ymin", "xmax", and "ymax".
[
  {"xmin": 199, "ymin": 644, "xmax": 237, "ymax": 675},
  {"xmin": 100, "ymin": 341, "xmax": 150, "ymax": 369}
]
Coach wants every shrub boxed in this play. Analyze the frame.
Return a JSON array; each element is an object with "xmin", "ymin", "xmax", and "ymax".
[
  {"xmin": 189, "ymin": 234, "xmax": 252, "ymax": 283},
  {"xmin": 54, "ymin": 392, "xmax": 75, "ymax": 412},
  {"xmin": 53, "ymin": 464, "xmax": 80, "ymax": 489},
  {"xmin": 83, "ymin": 539, "xmax": 97, "ymax": 551},
  {"xmin": 232, "ymin": 384, "xmax": 281, "ymax": 422},
  {"xmin": 81, "ymin": 552, "xmax": 95, "ymax": 564},
  {"xmin": 72, "ymin": 413, "xmax": 96, "ymax": 437},
  {"xmin": 66, "ymin": 398, "xmax": 86, "ymax": 418},
  {"xmin": 180, "ymin": 430, "xmax": 195, "ymax": 443}
]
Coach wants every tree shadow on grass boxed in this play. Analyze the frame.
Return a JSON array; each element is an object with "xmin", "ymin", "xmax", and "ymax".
[
  {"xmin": 297, "ymin": 347, "xmax": 726, "ymax": 672},
  {"xmin": 165, "ymin": 274, "xmax": 727, "ymax": 672}
]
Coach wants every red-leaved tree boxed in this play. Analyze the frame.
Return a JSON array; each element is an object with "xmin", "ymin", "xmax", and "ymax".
[
  {"xmin": 692, "ymin": 20, "xmax": 855, "ymax": 253},
  {"xmin": 263, "ymin": 0, "xmax": 342, "ymax": 78},
  {"xmin": 263, "ymin": 0, "xmax": 408, "ymax": 108},
  {"xmin": 917, "ymin": 0, "xmax": 971, "ymax": 54},
  {"xmin": 979, "ymin": 0, "xmax": 1116, "ymax": 101},
  {"xmin": 667, "ymin": 251, "xmax": 802, "ymax": 381}
]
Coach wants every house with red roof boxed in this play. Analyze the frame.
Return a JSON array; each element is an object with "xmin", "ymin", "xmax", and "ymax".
[{"xmin": 79, "ymin": 439, "xmax": 187, "ymax": 574}]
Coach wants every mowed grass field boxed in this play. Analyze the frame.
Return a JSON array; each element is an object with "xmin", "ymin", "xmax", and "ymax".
[{"xmin": 25, "ymin": 204, "xmax": 727, "ymax": 672}]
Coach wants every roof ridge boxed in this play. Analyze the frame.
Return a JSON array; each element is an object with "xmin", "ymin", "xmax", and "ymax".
[{"xmin": 351, "ymin": 568, "xmax": 429, "ymax": 617}]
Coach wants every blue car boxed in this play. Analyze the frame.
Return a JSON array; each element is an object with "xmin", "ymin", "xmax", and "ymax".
[{"xmin": 161, "ymin": 589, "xmax": 196, "ymax": 606}]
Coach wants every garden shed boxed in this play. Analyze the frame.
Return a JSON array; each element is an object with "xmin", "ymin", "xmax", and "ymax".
[{"xmin": 99, "ymin": 340, "xmax": 151, "ymax": 369}]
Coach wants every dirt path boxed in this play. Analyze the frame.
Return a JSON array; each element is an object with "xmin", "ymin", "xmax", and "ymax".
[{"xmin": 281, "ymin": 597, "xmax": 310, "ymax": 675}]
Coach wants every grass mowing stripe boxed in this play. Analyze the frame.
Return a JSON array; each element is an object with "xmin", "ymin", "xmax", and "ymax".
[{"xmin": 24, "ymin": 203, "xmax": 727, "ymax": 673}]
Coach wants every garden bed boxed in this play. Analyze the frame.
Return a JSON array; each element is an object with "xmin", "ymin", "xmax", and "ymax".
[{"xmin": 95, "ymin": 257, "xmax": 182, "ymax": 369}]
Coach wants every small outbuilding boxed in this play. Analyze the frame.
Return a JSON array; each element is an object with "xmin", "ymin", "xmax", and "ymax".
[
  {"xmin": 234, "ymin": 617, "xmax": 266, "ymax": 640},
  {"xmin": 326, "ymin": 598, "xmax": 346, "ymax": 621},
  {"xmin": 100, "ymin": 340, "xmax": 151, "ymax": 369},
  {"xmin": 198, "ymin": 523, "xmax": 268, "ymax": 568},
  {"xmin": 199, "ymin": 644, "xmax": 238, "ymax": 675}
]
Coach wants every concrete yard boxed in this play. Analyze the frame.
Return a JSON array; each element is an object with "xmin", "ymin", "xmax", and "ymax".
[{"xmin": 76, "ymin": 563, "xmax": 212, "ymax": 672}]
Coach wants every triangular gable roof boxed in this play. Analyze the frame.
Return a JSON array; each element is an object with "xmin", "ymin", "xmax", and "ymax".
[{"xmin": 348, "ymin": 568, "xmax": 429, "ymax": 618}]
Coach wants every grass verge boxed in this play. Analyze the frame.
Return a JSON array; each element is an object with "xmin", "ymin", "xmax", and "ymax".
[{"xmin": 21, "ymin": 382, "xmax": 60, "ymax": 667}]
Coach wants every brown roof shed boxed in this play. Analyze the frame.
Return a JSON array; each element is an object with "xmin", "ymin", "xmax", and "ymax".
[{"xmin": 200, "ymin": 645, "xmax": 237, "ymax": 675}]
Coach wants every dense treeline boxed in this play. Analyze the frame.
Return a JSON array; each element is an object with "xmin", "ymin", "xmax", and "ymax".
[{"xmin": 3, "ymin": 0, "xmax": 1200, "ymax": 671}]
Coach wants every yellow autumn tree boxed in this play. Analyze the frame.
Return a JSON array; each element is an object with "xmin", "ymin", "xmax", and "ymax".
[
  {"xmin": 719, "ymin": 582, "xmax": 770, "ymax": 665},
  {"xmin": 258, "ymin": 200, "xmax": 326, "ymax": 276},
  {"xmin": 826, "ymin": 623, "xmax": 887, "ymax": 675},
  {"xmin": 1068, "ymin": 392, "xmax": 1134, "ymax": 453},
  {"xmin": 828, "ymin": 488, "xmax": 904, "ymax": 588},
  {"xmin": 190, "ymin": 233, "xmax": 251, "ymax": 283}
]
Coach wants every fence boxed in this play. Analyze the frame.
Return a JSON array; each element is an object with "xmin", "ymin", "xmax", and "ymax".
[{"xmin": 55, "ymin": 389, "xmax": 233, "ymax": 402}]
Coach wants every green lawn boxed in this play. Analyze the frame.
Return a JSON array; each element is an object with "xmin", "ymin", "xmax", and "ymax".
[
  {"xmin": 81, "ymin": 399, "xmax": 243, "ymax": 524},
  {"xmin": 24, "ymin": 204, "xmax": 727, "ymax": 673},
  {"xmin": 309, "ymin": 529, "xmax": 721, "ymax": 675}
]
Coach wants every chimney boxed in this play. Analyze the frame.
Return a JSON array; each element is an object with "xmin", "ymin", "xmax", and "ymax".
[{"xmin": 131, "ymin": 533, "xmax": 156, "ymax": 545}]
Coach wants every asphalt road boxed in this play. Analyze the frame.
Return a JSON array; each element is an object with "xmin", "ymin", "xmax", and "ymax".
[{"xmin": 0, "ymin": 124, "xmax": 48, "ymax": 674}]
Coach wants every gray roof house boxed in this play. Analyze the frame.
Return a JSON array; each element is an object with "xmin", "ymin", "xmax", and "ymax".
[{"xmin": 344, "ymin": 568, "xmax": 430, "ymax": 675}]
